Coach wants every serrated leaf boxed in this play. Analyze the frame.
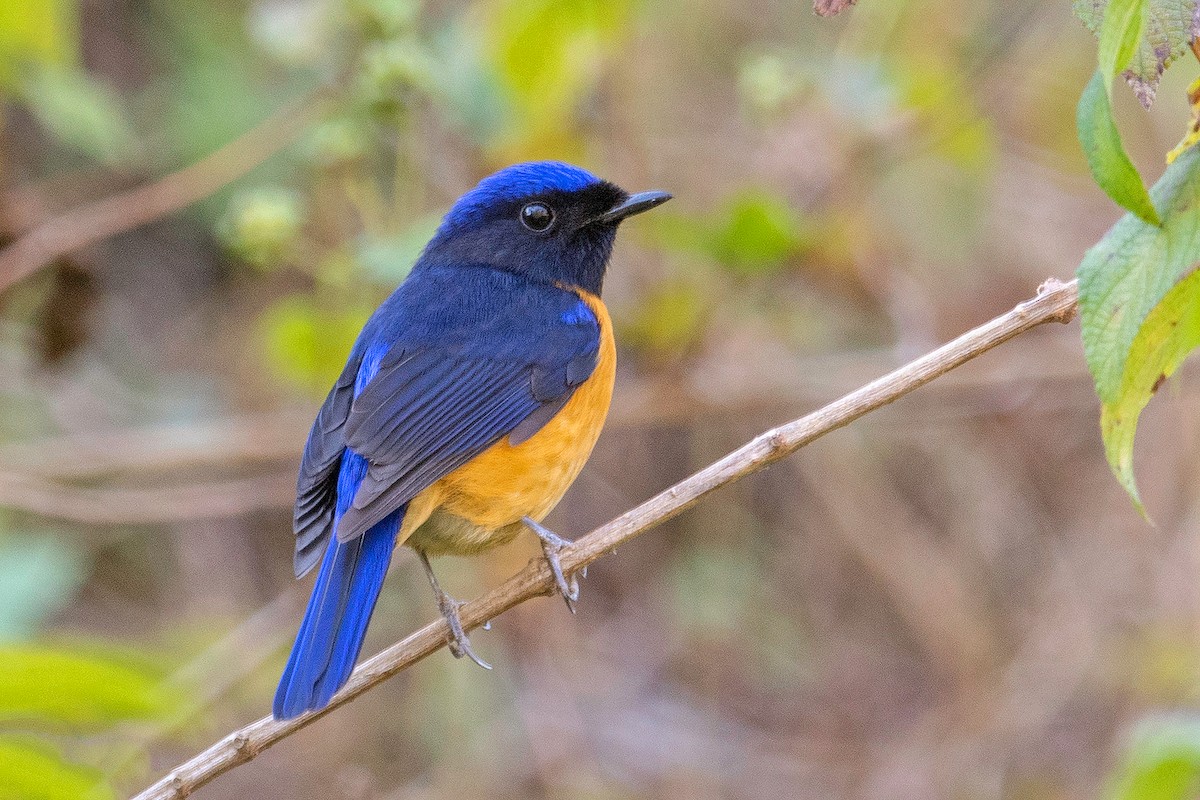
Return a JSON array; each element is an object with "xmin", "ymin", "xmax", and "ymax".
[
  {"xmin": 813, "ymin": 0, "xmax": 858, "ymax": 15},
  {"xmin": 1105, "ymin": 715, "xmax": 1200, "ymax": 800},
  {"xmin": 1101, "ymin": 268, "xmax": 1200, "ymax": 511},
  {"xmin": 1074, "ymin": 0, "xmax": 1200, "ymax": 107},
  {"xmin": 0, "ymin": 736, "xmax": 115, "ymax": 800},
  {"xmin": 1078, "ymin": 146, "xmax": 1200, "ymax": 405},
  {"xmin": 1098, "ymin": 0, "xmax": 1150, "ymax": 85},
  {"xmin": 1078, "ymin": 69, "xmax": 1162, "ymax": 225},
  {"xmin": 0, "ymin": 646, "xmax": 179, "ymax": 727}
]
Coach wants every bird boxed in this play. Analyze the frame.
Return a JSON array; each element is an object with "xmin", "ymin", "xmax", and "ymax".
[{"xmin": 273, "ymin": 161, "xmax": 671, "ymax": 719}]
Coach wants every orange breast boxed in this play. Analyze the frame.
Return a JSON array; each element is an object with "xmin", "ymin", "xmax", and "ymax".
[{"xmin": 398, "ymin": 290, "xmax": 616, "ymax": 553}]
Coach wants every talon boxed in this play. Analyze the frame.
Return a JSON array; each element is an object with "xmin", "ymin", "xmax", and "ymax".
[
  {"xmin": 523, "ymin": 516, "xmax": 583, "ymax": 610},
  {"xmin": 419, "ymin": 551, "xmax": 492, "ymax": 670}
]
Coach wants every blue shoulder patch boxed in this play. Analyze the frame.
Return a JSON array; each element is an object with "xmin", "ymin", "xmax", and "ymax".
[{"xmin": 560, "ymin": 298, "xmax": 596, "ymax": 327}]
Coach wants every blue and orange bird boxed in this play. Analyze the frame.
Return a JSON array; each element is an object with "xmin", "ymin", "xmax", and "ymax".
[{"xmin": 273, "ymin": 161, "xmax": 671, "ymax": 719}]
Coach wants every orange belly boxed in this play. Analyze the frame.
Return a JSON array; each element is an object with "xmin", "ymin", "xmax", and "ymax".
[{"xmin": 399, "ymin": 290, "xmax": 615, "ymax": 555}]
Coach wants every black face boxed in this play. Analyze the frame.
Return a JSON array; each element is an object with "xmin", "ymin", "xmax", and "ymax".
[{"xmin": 422, "ymin": 181, "xmax": 634, "ymax": 295}]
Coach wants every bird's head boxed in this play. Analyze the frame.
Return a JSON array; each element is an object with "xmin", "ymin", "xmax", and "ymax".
[{"xmin": 419, "ymin": 161, "xmax": 671, "ymax": 295}]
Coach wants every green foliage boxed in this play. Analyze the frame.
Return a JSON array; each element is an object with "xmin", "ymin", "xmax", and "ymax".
[
  {"xmin": 0, "ymin": 533, "xmax": 85, "ymax": 641},
  {"xmin": 0, "ymin": 0, "xmax": 76, "ymax": 88},
  {"xmin": 1106, "ymin": 716, "xmax": 1200, "ymax": 800},
  {"xmin": 482, "ymin": 0, "xmax": 635, "ymax": 155},
  {"xmin": 0, "ymin": 645, "xmax": 179, "ymax": 727},
  {"xmin": 1074, "ymin": 0, "xmax": 1200, "ymax": 107},
  {"xmin": 1097, "ymin": 0, "xmax": 1149, "ymax": 87},
  {"xmin": 19, "ymin": 67, "xmax": 137, "ymax": 165},
  {"xmin": 1077, "ymin": 69, "xmax": 1161, "ymax": 225},
  {"xmin": 0, "ymin": 0, "xmax": 136, "ymax": 166},
  {"xmin": 1100, "ymin": 268, "xmax": 1200, "ymax": 510},
  {"xmin": 620, "ymin": 282, "xmax": 709, "ymax": 356},
  {"xmin": 0, "ymin": 644, "xmax": 181, "ymax": 800},
  {"xmin": 1078, "ymin": 147, "xmax": 1200, "ymax": 508},
  {"xmin": 260, "ymin": 296, "xmax": 374, "ymax": 395},
  {"xmin": 0, "ymin": 737, "xmax": 114, "ymax": 800},
  {"xmin": 655, "ymin": 190, "xmax": 816, "ymax": 276},
  {"xmin": 219, "ymin": 188, "xmax": 305, "ymax": 269}
]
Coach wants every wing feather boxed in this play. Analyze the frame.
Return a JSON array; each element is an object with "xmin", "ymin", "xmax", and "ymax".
[{"xmin": 290, "ymin": 266, "xmax": 603, "ymax": 559}]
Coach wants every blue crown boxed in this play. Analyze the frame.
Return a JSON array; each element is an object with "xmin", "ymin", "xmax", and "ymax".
[{"xmin": 442, "ymin": 162, "xmax": 602, "ymax": 227}]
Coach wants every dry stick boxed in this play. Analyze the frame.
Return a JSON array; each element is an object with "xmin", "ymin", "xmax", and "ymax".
[
  {"xmin": 132, "ymin": 277, "xmax": 1080, "ymax": 800},
  {"xmin": 0, "ymin": 98, "xmax": 320, "ymax": 293}
]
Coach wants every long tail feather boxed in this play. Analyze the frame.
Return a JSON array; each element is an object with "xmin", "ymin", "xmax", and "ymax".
[{"xmin": 273, "ymin": 507, "xmax": 401, "ymax": 719}]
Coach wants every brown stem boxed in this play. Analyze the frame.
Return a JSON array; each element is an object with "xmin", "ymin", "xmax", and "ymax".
[{"xmin": 131, "ymin": 277, "xmax": 1079, "ymax": 800}]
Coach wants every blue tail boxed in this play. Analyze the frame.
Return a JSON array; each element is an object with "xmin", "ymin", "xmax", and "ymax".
[{"xmin": 273, "ymin": 502, "xmax": 402, "ymax": 719}]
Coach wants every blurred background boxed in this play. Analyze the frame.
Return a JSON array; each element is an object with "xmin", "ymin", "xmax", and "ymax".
[{"xmin": 1, "ymin": 0, "xmax": 1199, "ymax": 798}]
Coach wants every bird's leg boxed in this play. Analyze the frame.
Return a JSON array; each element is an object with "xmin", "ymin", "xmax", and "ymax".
[
  {"xmin": 416, "ymin": 551, "xmax": 492, "ymax": 670},
  {"xmin": 523, "ymin": 516, "xmax": 582, "ymax": 612}
]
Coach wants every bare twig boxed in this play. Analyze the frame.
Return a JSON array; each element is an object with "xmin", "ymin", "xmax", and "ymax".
[
  {"xmin": 0, "ymin": 98, "xmax": 320, "ymax": 294},
  {"xmin": 130, "ymin": 277, "xmax": 1078, "ymax": 799}
]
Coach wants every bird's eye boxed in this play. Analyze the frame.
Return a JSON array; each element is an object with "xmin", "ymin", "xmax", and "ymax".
[{"xmin": 520, "ymin": 202, "xmax": 554, "ymax": 232}]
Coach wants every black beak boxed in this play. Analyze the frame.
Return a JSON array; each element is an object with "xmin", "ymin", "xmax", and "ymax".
[{"xmin": 591, "ymin": 190, "xmax": 672, "ymax": 225}]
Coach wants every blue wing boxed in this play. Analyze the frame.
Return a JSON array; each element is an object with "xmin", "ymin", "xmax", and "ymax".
[
  {"xmin": 278, "ymin": 262, "xmax": 602, "ymax": 720},
  {"xmin": 291, "ymin": 264, "xmax": 602, "ymax": 565}
]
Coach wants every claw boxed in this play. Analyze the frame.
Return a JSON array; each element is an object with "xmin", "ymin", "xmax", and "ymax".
[
  {"xmin": 523, "ymin": 516, "xmax": 582, "ymax": 612},
  {"xmin": 418, "ymin": 551, "xmax": 492, "ymax": 670}
]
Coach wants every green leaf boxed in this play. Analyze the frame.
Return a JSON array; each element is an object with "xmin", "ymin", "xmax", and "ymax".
[
  {"xmin": 0, "ymin": 736, "xmax": 114, "ymax": 800},
  {"xmin": 20, "ymin": 67, "xmax": 138, "ymax": 165},
  {"xmin": 259, "ymin": 296, "xmax": 373, "ymax": 396},
  {"xmin": 1100, "ymin": 268, "xmax": 1200, "ymax": 511},
  {"xmin": 1106, "ymin": 715, "xmax": 1200, "ymax": 800},
  {"xmin": 1098, "ymin": 0, "xmax": 1149, "ymax": 85},
  {"xmin": 651, "ymin": 189, "xmax": 816, "ymax": 275},
  {"xmin": 482, "ymin": 0, "xmax": 634, "ymax": 154},
  {"xmin": 0, "ymin": 533, "xmax": 86, "ymax": 641},
  {"xmin": 0, "ymin": 0, "xmax": 77, "ymax": 90},
  {"xmin": 0, "ymin": 645, "xmax": 178, "ymax": 727},
  {"xmin": 621, "ymin": 282, "xmax": 708, "ymax": 355},
  {"xmin": 1074, "ymin": 0, "xmax": 1200, "ymax": 107},
  {"xmin": 1077, "ymin": 69, "xmax": 1162, "ymax": 225},
  {"xmin": 218, "ymin": 188, "xmax": 305, "ymax": 269},
  {"xmin": 1078, "ymin": 145, "xmax": 1200, "ymax": 403},
  {"xmin": 710, "ymin": 191, "xmax": 816, "ymax": 274}
]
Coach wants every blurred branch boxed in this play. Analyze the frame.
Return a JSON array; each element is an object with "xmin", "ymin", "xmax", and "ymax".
[
  {"xmin": 0, "ymin": 332, "xmax": 1085, "ymax": 484},
  {"xmin": 132, "ymin": 277, "xmax": 1079, "ymax": 799},
  {"xmin": 0, "ymin": 412, "xmax": 310, "ymax": 481},
  {"xmin": 0, "ymin": 98, "xmax": 321, "ymax": 295},
  {"xmin": 0, "ymin": 470, "xmax": 295, "ymax": 525}
]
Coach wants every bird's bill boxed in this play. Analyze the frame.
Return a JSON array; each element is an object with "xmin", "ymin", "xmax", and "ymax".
[{"xmin": 590, "ymin": 190, "xmax": 673, "ymax": 225}]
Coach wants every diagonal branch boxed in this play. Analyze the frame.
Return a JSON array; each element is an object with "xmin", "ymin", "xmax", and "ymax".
[
  {"xmin": 0, "ymin": 98, "xmax": 321, "ymax": 295},
  {"xmin": 131, "ymin": 277, "xmax": 1080, "ymax": 800}
]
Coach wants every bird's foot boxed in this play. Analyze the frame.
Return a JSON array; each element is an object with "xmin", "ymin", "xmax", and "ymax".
[
  {"xmin": 418, "ymin": 551, "xmax": 492, "ymax": 670},
  {"xmin": 523, "ymin": 516, "xmax": 582, "ymax": 613}
]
